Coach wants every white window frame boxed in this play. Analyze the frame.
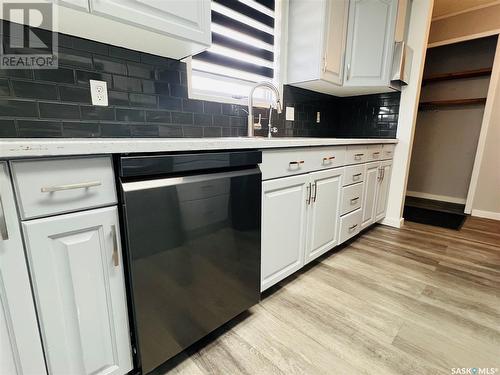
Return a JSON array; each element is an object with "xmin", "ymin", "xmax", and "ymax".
[{"xmin": 187, "ymin": 0, "xmax": 288, "ymax": 108}]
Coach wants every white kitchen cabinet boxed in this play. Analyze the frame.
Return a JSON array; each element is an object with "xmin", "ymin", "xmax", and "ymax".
[
  {"xmin": 22, "ymin": 206, "xmax": 132, "ymax": 375},
  {"xmin": 287, "ymin": 0, "xmax": 349, "ymax": 93},
  {"xmin": 375, "ymin": 160, "xmax": 393, "ymax": 221},
  {"xmin": 343, "ymin": 0, "xmax": 398, "ymax": 87},
  {"xmin": 361, "ymin": 160, "xmax": 393, "ymax": 229},
  {"xmin": 287, "ymin": 0, "xmax": 399, "ymax": 96},
  {"xmin": 305, "ymin": 168, "xmax": 343, "ymax": 264},
  {"xmin": 261, "ymin": 174, "xmax": 309, "ymax": 291},
  {"xmin": 90, "ymin": 0, "xmax": 210, "ymax": 44},
  {"xmin": 57, "ymin": 0, "xmax": 89, "ymax": 11},
  {"xmin": 0, "ymin": 162, "xmax": 47, "ymax": 375},
  {"xmin": 361, "ymin": 162, "xmax": 380, "ymax": 229}
]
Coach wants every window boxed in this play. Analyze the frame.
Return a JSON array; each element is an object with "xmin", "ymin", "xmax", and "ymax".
[{"xmin": 189, "ymin": 0, "xmax": 279, "ymax": 106}]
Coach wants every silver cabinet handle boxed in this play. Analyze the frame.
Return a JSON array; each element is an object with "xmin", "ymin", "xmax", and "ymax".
[
  {"xmin": 41, "ymin": 181, "xmax": 102, "ymax": 193},
  {"xmin": 354, "ymin": 153, "xmax": 364, "ymax": 160},
  {"xmin": 289, "ymin": 160, "xmax": 304, "ymax": 169},
  {"xmin": 111, "ymin": 225, "xmax": 119, "ymax": 267},
  {"xmin": 348, "ymin": 224, "xmax": 358, "ymax": 231},
  {"xmin": 352, "ymin": 173, "xmax": 362, "ymax": 180},
  {"xmin": 312, "ymin": 183, "xmax": 318, "ymax": 203},
  {"xmin": 306, "ymin": 183, "xmax": 312, "ymax": 205},
  {"xmin": 350, "ymin": 197, "xmax": 359, "ymax": 204},
  {"xmin": 373, "ymin": 152, "xmax": 380, "ymax": 158},
  {"xmin": 0, "ymin": 196, "xmax": 8, "ymax": 241},
  {"xmin": 347, "ymin": 63, "xmax": 351, "ymax": 80},
  {"xmin": 322, "ymin": 156, "xmax": 336, "ymax": 164}
]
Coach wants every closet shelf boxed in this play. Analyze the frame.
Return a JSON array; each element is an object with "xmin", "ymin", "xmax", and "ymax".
[
  {"xmin": 419, "ymin": 98, "xmax": 487, "ymax": 110},
  {"xmin": 422, "ymin": 68, "xmax": 492, "ymax": 85}
]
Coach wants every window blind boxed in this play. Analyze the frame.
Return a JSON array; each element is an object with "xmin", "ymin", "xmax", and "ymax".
[{"xmin": 191, "ymin": 0, "xmax": 276, "ymax": 103}]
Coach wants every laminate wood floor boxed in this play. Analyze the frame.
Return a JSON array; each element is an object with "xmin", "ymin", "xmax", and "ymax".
[{"xmin": 161, "ymin": 217, "xmax": 500, "ymax": 375}]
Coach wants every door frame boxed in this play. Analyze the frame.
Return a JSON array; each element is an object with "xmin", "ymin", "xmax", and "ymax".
[{"xmin": 464, "ymin": 35, "xmax": 500, "ymax": 214}]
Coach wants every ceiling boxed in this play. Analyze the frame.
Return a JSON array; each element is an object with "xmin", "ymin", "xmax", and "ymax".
[{"xmin": 432, "ymin": 0, "xmax": 499, "ymax": 19}]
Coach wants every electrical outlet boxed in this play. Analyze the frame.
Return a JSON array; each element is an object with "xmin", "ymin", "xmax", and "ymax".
[
  {"xmin": 285, "ymin": 106, "xmax": 295, "ymax": 121},
  {"xmin": 90, "ymin": 80, "xmax": 108, "ymax": 106},
  {"xmin": 316, "ymin": 111, "xmax": 321, "ymax": 123}
]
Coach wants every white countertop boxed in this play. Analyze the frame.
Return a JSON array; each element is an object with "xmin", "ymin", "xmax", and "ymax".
[{"xmin": 0, "ymin": 137, "xmax": 398, "ymax": 158}]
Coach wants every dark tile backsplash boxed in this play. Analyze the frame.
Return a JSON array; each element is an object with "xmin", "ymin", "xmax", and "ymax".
[{"xmin": 0, "ymin": 22, "xmax": 399, "ymax": 138}]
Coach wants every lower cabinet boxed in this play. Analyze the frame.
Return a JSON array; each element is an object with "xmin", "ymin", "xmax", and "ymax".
[
  {"xmin": 22, "ymin": 206, "xmax": 132, "ymax": 375},
  {"xmin": 261, "ymin": 174, "xmax": 309, "ymax": 291},
  {"xmin": 261, "ymin": 168, "xmax": 343, "ymax": 291},
  {"xmin": 361, "ymin": 160, "xmax": 393, "ymax": 229},
  {"xmin": 0, "ymin": 162, "xmax": 47, "ymax": 375},
  {"xmin": 305, "ymin": 168, "xmax": 343, "ymax": 264}
]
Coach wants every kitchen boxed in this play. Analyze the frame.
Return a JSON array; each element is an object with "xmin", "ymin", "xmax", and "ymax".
[{"xmin": 0, "ymin": 1, "xmax": 499, "ymax": 375}]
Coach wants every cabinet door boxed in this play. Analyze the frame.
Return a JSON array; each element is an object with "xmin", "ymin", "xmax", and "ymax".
[
  {"xmin": 361, "ymin": 162, "xmax": 380, "ymax": 229},
  {"xmin": 261, "ymin": 174, "xmax": 309, "ymax": 291},
  {"xmin": 57, "ymin": 0, "xmax": 90, "ymax": 11},
  {"xmin": 305, "ymin": 168, "xmax": 342, "ymax": 264},
  {"xmin": 90, "ymin": 0, "xmax": 211, "ymax": 44},
  {"xmin": 321, "ymin": 0, "xmax": 349, "ymax": 85},
  {"xmin": 23, "ymin": 207, "xmax": 132, "ymax": 375},
  {"xmin": 0, "ymin": 163, "xmax": 47, "ymax": 375},
  {"xmin": 344, "ymin": 0, "xmax": 397, "ymax": 86},
  {"xmin": 375, "ymin": 160, "xmax": 392, "ymax": 221}
]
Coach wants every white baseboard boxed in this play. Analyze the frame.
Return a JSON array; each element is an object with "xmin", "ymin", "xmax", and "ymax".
[
  {"xmin": 380, "ymin": 216, "xmax": 405, "ymax": 228},
  {"xmin": 406, "ymin": 191, "xmax": 466, "ymax": 205},
  {"xmin": 471, "ymin": 209, "xmax": 500, "ymax": 221}
]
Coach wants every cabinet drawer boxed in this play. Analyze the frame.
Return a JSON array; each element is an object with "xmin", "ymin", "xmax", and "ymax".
[
  {"xmin": 366, "ymin": 144, "xmax": 383, "ymax": 162},
  {"xmin": 341, "ymin": 182, "xmax": 363, "ymax": 215},
  {"xmin": 309, "ymin": 146, "xmax": 346, "ymax": 171},
  {"xmin": 343, "ymin": 164, "xmax": 364, "ymax": 186},
  {"xmin": 11, "ymin": 156, "xmax": 117, "ymax": 220},
  {"xmin": 261, "ymin": 148, "xmax": 315, "ymax": 180},
  {"xmin": 345, "ymin": 145, "xmax": 368, "ymax": 165},
  {"xmin": 382, "ymin": 144, "xmax": 395, "ymax": 159},
  {"xmin": 339, "ymin": 208, "xmax": 362, "ymax": 244}
]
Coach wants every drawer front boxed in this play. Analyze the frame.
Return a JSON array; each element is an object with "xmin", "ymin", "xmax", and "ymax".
[
  {"xmin": 261, "ymin": 148, "xmax": 315, "ymax": 180},
  {"xmin": 382, "ymin": 144, "xmax": 395, "ymax": 159},
  {"xmin": 341, "ymin": 182, "xmax": 363, "ymax": 215},
  {"xmin": 339, "ymin": 208, "xmax": 362, "ymax": 244},
  {"xmin": 345, "ymin": 145, "xmax": 368, "ymax": 165},
  {"xmin": 11, "ymin": 156, "xmax": 117, "ymax": 220},
  {"xmin": 309, "ymin": 146, "xmax": 346, "ymax": 171},
  {"xmin": 366, "ymin": 144, "xmax": 383, "ymax": 162},
  {"xmin": 343, "ymin": 164, "xmax": 364, "ymax": 186}
]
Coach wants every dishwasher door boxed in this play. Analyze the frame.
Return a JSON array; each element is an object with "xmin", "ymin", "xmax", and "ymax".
[{"xmin": 121, "ymin": 168, "xmax": 261, "ymax": 373}]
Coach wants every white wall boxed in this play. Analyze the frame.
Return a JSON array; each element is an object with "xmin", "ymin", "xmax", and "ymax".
[{"xmin": 382, "ymin": 0, "xmax": 434, "ymax": 228}]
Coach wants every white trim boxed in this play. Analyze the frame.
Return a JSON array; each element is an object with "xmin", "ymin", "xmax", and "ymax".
[
  {"xmin": 431, "ymin": 0, "xmax": 500, "ymax": 21},
  {"xmin": 471, "ymin": 209, "xmax": 500, "ymax": 221},
  {"xmin": 380, "ymin": 216, "xmax": 405, "ymax": 228},
  {"xmin": 406, "ymin": 191, "xmax": 466, "ymax": 205},
  {"xmin": 465, "ymin": 37, "xmax": 500, "ymax": 214},
  {"xmin": 428, "ymin": 30, "xmax": 500, "ymax": 49}
]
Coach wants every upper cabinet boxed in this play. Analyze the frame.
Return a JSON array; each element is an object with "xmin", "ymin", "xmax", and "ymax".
[
  {"xmin": 89, "ymin": 0, "xmax": 211, "ymax": 45},
  {"xmin": 287, "ymin": 0, "xmax": 400, "ymax": 96},
  {"xmin": 344, "ymin": 0, "xmax": 398, "ymax": 87},
  {"xmin": 46, "ymin": 0, "xmax": 211, "ymax": 59}
]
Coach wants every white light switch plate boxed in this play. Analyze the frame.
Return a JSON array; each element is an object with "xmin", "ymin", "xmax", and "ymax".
[
  {"xmin": 316, "ymin": 111, "xmax": 321, "ymax": 123},
  {"xmin": 285, "ymin": 106, "xmax": 295, "ymax": 121},
  {"xmin": 90, "ymin": 80, "xmax": 108, "ymax": 106}
]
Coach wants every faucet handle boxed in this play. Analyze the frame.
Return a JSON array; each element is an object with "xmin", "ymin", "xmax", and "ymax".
[
  {"xmin": 254, "ymin": 113, "xmax": 262, "ymax": 129},
  {"xmin": 270, "ymin": 127, "xmax": 278, "ymax": 133}
]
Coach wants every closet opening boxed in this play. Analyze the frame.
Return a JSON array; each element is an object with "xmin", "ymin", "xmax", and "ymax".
[{"xmin": 404, "ymin": 35, "xmax": 498, "ymax": 229}]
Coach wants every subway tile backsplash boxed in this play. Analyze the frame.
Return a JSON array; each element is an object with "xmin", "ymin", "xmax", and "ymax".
[{"xmin": 0, "ymin": 22, "xmax": 399, "ymax": 138}]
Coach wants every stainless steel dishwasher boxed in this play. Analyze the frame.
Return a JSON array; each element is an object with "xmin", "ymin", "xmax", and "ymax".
[{"xmin": 116, "ymin": 150, "xmax": 262, "ymax": 374}]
